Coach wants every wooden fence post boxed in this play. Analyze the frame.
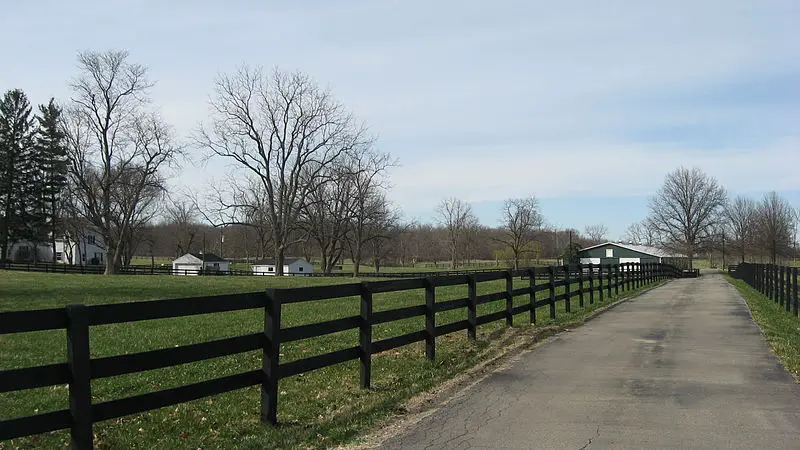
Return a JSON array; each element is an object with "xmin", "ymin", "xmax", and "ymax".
[
  {"xmin": 785, "ymin": 266, "xmax": 792, "ymax": 313},
  {"xmin": 627, "ymin": 263, "xmax": 632, "ymax": 290},
  {"xmin": 505, "ymin": 270, "xmax": 514, "ymax": 326},
  {"xmin": 467, "ymin": 275, "xmax": 477, "ymax": 340},
  {"xmin": 360, "ymin": 282, "xmax": 373, "ymax": 388},
  {"xmin": 577, "ymin": 263, "xmax": 584, "ymax": 308},
  {"xmin": 780, "ymin": 266, "xmax": 786, "ymax": 307},
  {"xmin": 606, "ymin": 264, "xmax": 612, "ymax": 298},
  {"xmin": 425, "ymin": 278, "xmax": 436, "ymax": 360},
  {"xmin": 588, "ymin": 263, "xmax": 594, "ymax": 304},
  {"xmin": 66, "ymin": 304, "xmax": 93, "ymax": 450},
  {"xmin": 638, "ymin": 263, "xmax": 642, "ymax": 289},
  {"xmin": 774, "ymin": 265, "xmax": 779, "ymax": 303},
  {"xmin": 262, "ymin": 289, "xmax": 282, "ymax": 424},
  {"xmin": 564, "ymin": 266, "xmax": 571, "ymax": 313},
  {"xmin": 548, "ymin": 266, "xmax": 556, "ymax": 319},
  {"xmin": 793, "ymin": 267, "xmax": 798, "ymax": 317},
  {"xmin": 598, "ymin": 265, "xmax": 604, "ymax": 302},
  {"xmin": 528, "ymin": 268, "xmax": 537, "ymax": 324},
  {"xmin": 769, "ymin": 265, "xmax": 775, "ymax": 302}
]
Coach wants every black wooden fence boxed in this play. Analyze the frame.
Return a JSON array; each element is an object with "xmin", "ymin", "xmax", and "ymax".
[
  {"xmin": 0, "ymin": 262, "xmax": 680, "ymax": 449},
  {"xmin": 730, "ymin": 263, "xmax": 800, "ymax": 317},
  {"xmin": 0, "ymin": 262, "xmax": 517, "ymax": 278}
]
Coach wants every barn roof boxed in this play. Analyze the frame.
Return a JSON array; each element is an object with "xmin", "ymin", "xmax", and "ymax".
[
  {"xmin": 579, "ymin": 242, "xmax": 681, "ymax": 258},
  {"xmin": 174, "ymin": 252, "xmax": 229, "ymax": 264}
]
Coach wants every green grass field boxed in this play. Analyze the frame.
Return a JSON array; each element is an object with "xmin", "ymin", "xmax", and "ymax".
[
  {"xmin": 1, "ymin": 270, "xmax": 661, "ymax": 449},
  {"xmin": 725, "ymin": 276, "xmax": 800, "ymax": 381}
]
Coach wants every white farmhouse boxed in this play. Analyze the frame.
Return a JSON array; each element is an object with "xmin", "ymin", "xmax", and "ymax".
[
  {"xmin": 4, "ymin": 231, "xmax": 105, "ymax": 265},
  {"xmin": 251, "ymin": 258, "xmax": 313, "ymax": 276},
  {"xmin": 172, "ymin": 252, "xmax": 231, "ymax": 276},
  {"xmin": 56, "ymin": 232, "xmax": 106, "ymax": 265}
]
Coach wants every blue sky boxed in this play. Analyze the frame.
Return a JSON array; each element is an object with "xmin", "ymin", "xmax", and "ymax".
[{"xmin": 2, "ymin": 0, "xmax": 799, "ymax": 239}]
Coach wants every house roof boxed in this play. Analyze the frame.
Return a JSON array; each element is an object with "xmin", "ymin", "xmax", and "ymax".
[
  {"xmin": 173, "ymin": 252, "xmax": 229, "ymax": 264},
  {"xmin": 189, "ymin": 252, "xmax": 228, "ymax": 262},
  {"xmin": 252, "ymin": 257, "xmax": 307, "ymax": 266},
  {"xmin": 579, "ymin": 242, "xmax": 681, "ymax": 258}
]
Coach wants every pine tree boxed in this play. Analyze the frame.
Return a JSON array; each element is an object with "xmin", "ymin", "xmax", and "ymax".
[
  {"xmin": 0, "ymin": 89, "xmax": 36, "ymax": 262},
  {"xmin": 34, "ymin": 99, "xmax": 68, "ymax": 262}
]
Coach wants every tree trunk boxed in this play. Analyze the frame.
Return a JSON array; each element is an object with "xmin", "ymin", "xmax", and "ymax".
[
  {"xmin": 104, "ymin": 249, "xmax": 116, "ymax": 274},
  {"xmin": 352, "ymin": 241, "xmax": 362, "ymax": 277},
  {"xmin": 352, "ymin": 251, "xmax": 361, "ymax": 277},
  {"xmin": 275, "ymin": 247, "xmax": 285, "ymax": 276},
  {"xmin": 320, "ymin": 246, "xmax": 330, "ymax": 275}
]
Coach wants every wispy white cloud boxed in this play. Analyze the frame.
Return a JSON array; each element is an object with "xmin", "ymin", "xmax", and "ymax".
[{"xmin": 389, "ymin": 137, "xmax": 800, "ymax": 209}]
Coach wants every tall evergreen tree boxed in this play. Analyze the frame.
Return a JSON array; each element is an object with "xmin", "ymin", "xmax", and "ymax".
[
  {"xmin": 0, "ymin": 89, "xmax": 36, "ymax": 262},
  {"xmin": 34, "ymin": 99, "xmax": 68, "ymax": 262}
]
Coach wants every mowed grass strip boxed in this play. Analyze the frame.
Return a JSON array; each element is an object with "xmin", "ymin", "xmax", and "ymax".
[
  {"xmin": 725, "ymin": 276, "xmax": 800, "ymax": 380},
  {"xmin": 1, "ymin": 271, "xmax": 662, "ymax": 449}
]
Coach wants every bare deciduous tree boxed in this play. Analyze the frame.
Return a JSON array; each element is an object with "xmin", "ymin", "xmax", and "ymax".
[
  {"xmin": 723, "ymin": 195, "xmax": 757, "ymax": 263},
  {"xmin": 495, "ymin": 196, "xmax": 543, "ymax": 270},
  {"xmin": 300, "ymin": 161, "xmax": 352, "ymax": 274},
  {"xmin": 621, "ymin": 219, "xmax": 659, "ymax": 246},
  {"xmin": 166, "ymin": 198, "xmax": 201, "ymax": 257},
  {"xmin": 344, "ymin": 149, "xmax": 396, "ymax": 276},
  {"xmin": 756, "ymin": 191, "xmax": 795, "ymax": 264},
  {"xmin": 64, "ymin": 50, "xmax": 180, "ymax": 274},
  {"xmin": 584, "ymin": 224, "xmax": 608, "ymax": 244},
  {"xmin": 647, "ymin": 167, "xmax": 726, "ymax": 269},
  {"xmin": 197, "ymin": 67, "xmax": 367, "ymax": 275},
  {"xmin": 437, "ymin": 197, "xmax": 478, "ymax": 269}
]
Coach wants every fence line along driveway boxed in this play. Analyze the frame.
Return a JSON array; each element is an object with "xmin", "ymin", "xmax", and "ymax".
[
  {"xmin": 378, "ymin": 273, "xmax": 800, "ymax": 450},
  {"xmin": 0, "ymin": 263, "xmax": 676, "ymax": 449}
]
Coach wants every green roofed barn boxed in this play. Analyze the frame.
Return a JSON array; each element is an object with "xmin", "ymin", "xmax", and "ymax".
[{"xmin": 577, "ymin": 242, "xmax": 686, "ymax": 267}]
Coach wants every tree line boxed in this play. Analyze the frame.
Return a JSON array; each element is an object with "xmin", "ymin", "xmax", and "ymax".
[
  {"xmin": 4, "ymin": 50, "xmax": 592, "ymax": 275},
  {"xmin": 623, "ymin": 167, "xmax": 798, "ymax": 268}
]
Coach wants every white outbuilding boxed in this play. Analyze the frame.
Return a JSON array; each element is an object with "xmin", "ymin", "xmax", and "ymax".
[
  {"xmin": 172, "ymin": 252, "xmax": 231, "ymax": 276},
  {"xmin": 251, "ymin": 257, "xmax": 313, "ymax": 276}
]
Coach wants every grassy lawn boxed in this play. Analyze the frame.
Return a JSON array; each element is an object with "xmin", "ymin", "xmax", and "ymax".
[
  {"xmin": 725, "ymin": 276, "xmax": 800, "ymax": 381},
  {"xmin": 1, "ymin": 270, "xmax": 663, "ymax": 449}
]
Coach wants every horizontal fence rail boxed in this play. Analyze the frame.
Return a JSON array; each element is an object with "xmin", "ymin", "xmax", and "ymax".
[
  {"xmin": 0, "ymin": 262, "xmax": 680, "ymax": 449},
  {"xmin": 731, "ymin": 263, "xmax": 799, "ymax": 317}
]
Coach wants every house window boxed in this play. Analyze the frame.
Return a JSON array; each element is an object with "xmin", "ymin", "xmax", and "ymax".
[
  {"xmin": 87, "ymin": 235, "xmax": 96, "ymax": 245},
  {"xmin": 268, "ymin": 267, "xmax": 274, "ymax": 272},
  {"xmin": 82, "ymin": 253, "xmax": 86, "ymax": 262},
  {"xmin": 606, "ymin": 248, "xmax": 614, "ymax": 258},
  {"xmin": 56, "ymin": 252, "xmax": 63, "ymax": 261},
  {"xmin": 298, "ymin": 266, "xmax": 304, "ymax": 272}
]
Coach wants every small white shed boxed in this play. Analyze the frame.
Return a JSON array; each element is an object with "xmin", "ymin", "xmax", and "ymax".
[
  {"xmin": 172, "ymin": 252, "xmax": 231, "ymax": 276},
  {"xmin": 251, "ymin": 257, "xmax": 313, "ymax": 276}
]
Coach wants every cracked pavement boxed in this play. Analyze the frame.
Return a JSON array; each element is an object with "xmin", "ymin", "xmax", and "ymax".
[{"xmin": 377, "ymin": 273, "xmax": 800, "ymax": 449}]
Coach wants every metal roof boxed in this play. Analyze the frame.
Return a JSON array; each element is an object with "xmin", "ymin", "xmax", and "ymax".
[{"xmin": 578, "ymin": 242, "xmax": 681, "ymax": 258}]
